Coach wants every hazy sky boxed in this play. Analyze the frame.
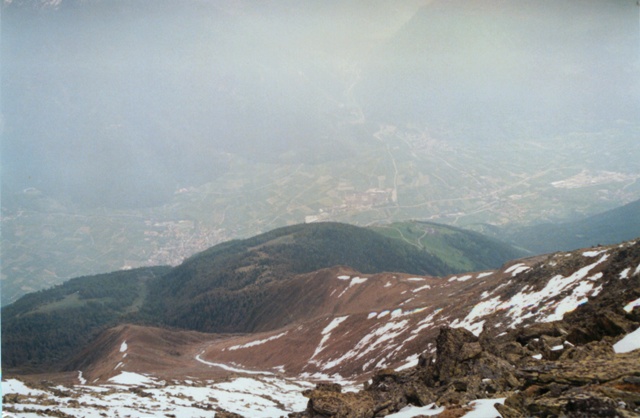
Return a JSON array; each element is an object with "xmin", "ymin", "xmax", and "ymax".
[
  {"xmin": 1, "ymin": 0, "xmax": 638, "ymax": 209},
  {"xmin": 1, "ymin": 0, "xmax": 640, "ymax": 305}
]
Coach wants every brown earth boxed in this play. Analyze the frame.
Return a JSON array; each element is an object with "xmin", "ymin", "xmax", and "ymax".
[{"xmin": 11, "ymin": 240, "xmax": 640, "ymax": 417}]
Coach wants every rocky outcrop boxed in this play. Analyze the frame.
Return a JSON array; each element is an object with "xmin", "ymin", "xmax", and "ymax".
[
  {"xmin": 292, "ymin": 327, "xmax": 510, "ymax": 417},
  {"xmin": 500, "ymin": 346, "xmax": 640, "ymax": 417},
  {"xmin": 289, "ymin": 383, "xmax": 375, "ymax": 418},
  {"xmin": 292, "ymin": 319, "xmax": 640, "ymax": 417}
]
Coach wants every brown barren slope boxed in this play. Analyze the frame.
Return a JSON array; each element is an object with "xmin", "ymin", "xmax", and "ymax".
[{"xmin": 66, "ymin": 239, "xmax": 640, "ymax": 386}]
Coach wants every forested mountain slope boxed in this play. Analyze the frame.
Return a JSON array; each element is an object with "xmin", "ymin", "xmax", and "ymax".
[
  {"xmin": 503, "ymin": 198, "xmax": 640, "ymax": 254},
  {"xmin": 3, "ymin": 221, "xmax": 480, "ymax": 371}
]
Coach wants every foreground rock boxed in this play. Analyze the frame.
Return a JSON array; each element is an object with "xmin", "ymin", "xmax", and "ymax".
[
  {"xmin": 499, "ymin": 344, "xmax": 640, "ymax": 417},
  {"xmin": 291, "ymin": 318, "xmax": 640, "ymax": 417}
]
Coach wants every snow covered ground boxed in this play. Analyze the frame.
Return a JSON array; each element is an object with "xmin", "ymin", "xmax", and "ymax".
[
  {"xmin": 1, "ymin": 373, "xmax": 511, "ymax": 418},
  {"xmin": 1, "ymin": 373, "xmax": 312, "ymax": 418}
]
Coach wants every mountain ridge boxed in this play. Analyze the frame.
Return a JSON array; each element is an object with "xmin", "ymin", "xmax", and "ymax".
[
  {"xmin": 3, "ymin": 234, "xmax": 640, "ymax": 416},
  {"xmin": 500, "ymin": 198, "xmax": 640, "ymax": 254},
  {"xmin": 6, "ymin": 221, "xmax": 516, "ymax": 371}
]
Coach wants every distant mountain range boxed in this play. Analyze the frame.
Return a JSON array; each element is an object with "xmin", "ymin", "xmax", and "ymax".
[{"xmin": 498, "ymin": 198, "xmax": 640, "ymax": 255}]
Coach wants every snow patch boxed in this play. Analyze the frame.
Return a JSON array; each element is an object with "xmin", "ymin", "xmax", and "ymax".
[
  {"xmin": 511, "ymin": 265, "xmax": 531, "ymax": 276},
  {"xmin": 195, "ymin": 352, "xmax": 275, "ymax": 376},
  {"xmin": 228, "ymin": 331, "xmax": 288, "ymax": 351},
  {"xmin": 624, "ymin": 297, "xmax": 640, "ymax": 313},
  {"xmin": 390, "ymin": 308, "xmax": 403, "ymax": 318},
  {"xmin": 311, "ymin": 316, "xmax": 349, "ymax": 359},
  {"xmin": 410, "ymin": 309, "xmax": 442, "ymax": 336},
  {"xmin": 338, "ymin": 277, "xmax": 368, "ymax": 297},
  {"xmin": 297, "ymin": 372, "xmax": 355, "ymax": 388},
  {"xmin": 404, "ymin": 307, "xmax": 428, "ymax": 316},
  {"xmin": 551, "ymin": 279, "xmax": 596, "ymax": 320},
  {"xmin": 337, "ymin": 275, "xmax": 351, "ymax": 280},
  {"xmin": 350, "ymin": 276, "xmax": 368, "ymax": 286},
  {"xmin": 1, "ymin": 379, "xmax": 48, "ymax": 397},
  {"xmin": 377, "ymin": 310, "xmax": 390, "ymax": 319},
  {"xmin": 619, "ymin": 268, "xmax": 631, "ymax": 279},
  {"xmin": 385, "ymin": 403, "xmax": 445, "ymax": 417},
  {"xmin": 322, "ymin": 320, "xmax": 410, "ymax": 370},
  {"xmin": 395, "ymin": 354, "xmax": 420, "ymax": 372},
  {"xmin": 412, "ymin": 284, "xmax": 432, "ymax": 293},
  {"xmin": 591, "ymin": 284, "xmax": 603, "ymax": 297},
  {"xmin": 477, "ymin": 272, "xmax": 494, "ymax": 278},
  {"xmin": 2, "ymin": 375, "xmax": 312, "ymax": 418},
  {"xmin": 367, "ymin": 312, "xmax": 378, "ymax": 319},
  {"xmin": 448, "ymin": 275, "xmax": 473, "ymax": 282},
  {"xmin": 449, "ymin": 254, "xmax": 609, "ymax": 332},
  {"xmin": 384, "ymin": 281, "xmax": 393, "ymax": 288},
  {"xmin": 119, "ymin": 340, "xmax": 127, "ymax": 353},
  {"xmin": 582, "ymin": 249, "xmax": 607, "ymax": 257},
  {"xmin": 77, "ymin": 371, "xmax": 86, "ymax": 385},
  {"xmin": 462, "ymin": 398, "xmax": 506, "ymax": 418},
  {"xmin": 613, "ymin": 327, "xmax": 640, "ymax": 354},
  {"xmin": 504, "ymin": 263, "xmax": 530, "ymax": 277},
  {"xmin": 108, "ymin": 372, "xmax": 156, "ymax": 386},
  {"xmin": 501, "ymin": 254, "xmax": 609, "ymax": 326},
  {"xmin": 407, "ymin": 277, "xmax": 425, "ymax": 282},
  {"xmin": 450, "ymin": 296, "xmax": 501, "ymax": 336},
  {"xmin": 505, "ymin": 263, "xmax": 527, "ymax": 274}
]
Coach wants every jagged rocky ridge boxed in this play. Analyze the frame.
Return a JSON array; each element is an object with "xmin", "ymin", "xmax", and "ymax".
[
  {"xmin": 294, "ymin": 325, "xmax": 640, "ymax": 417},
  {"xmin": 292, "ymin": 242, "xmax": 640, "ymax": 417}
]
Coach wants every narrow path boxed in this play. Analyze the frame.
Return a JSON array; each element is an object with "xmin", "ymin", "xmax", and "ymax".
[{"xmin": 195, "ymin": 350, "xmax": 275, "ymax": 376}]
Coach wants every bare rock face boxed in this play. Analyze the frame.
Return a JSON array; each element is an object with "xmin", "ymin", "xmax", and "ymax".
[
  {"xmin": 365, "ymin": 368, "xmax": 434, "ymax": 416},
  {"xmin": 566, "ymin": 309, "xmax": 637, "ymax": 345},
  {"xmin": 559, "ymin": 340, "xmax": 615, "ymax": 361},
  {"xmin": 424, "ymin": 326, "xmax": 480, "ymax": 384},
  {"xmin": 421, "ymin": 326, "xmax": 520, "ymax": 405},
  {"xmin": 501, "ymin": 348, "xmax": 640, "ymax": 417},
  {"xmin": 290, "ymin": 383, "xmax": 376, "ymax": 418},
  {"xmin": 293, "ymin": 320, "xmax": 640, "ymax": 418},
  {"xmin": 292, "ymin": 326, "xmax": 521, "ymax": 417},
  {"xmin": 214, "ymin": 409, "xmax": 245, "ymax": 418}
]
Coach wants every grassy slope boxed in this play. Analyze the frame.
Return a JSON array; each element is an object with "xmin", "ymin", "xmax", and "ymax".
[{"xmin": 369, "ymin": 220, "xmax": 528, "ymax": 272}]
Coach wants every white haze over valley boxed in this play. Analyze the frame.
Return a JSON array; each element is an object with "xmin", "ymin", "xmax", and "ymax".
[
  {"xmin": 2, "ymin": 2, "xmax": 640, "ymax": 416},
  {"xmin": 1, "ymin": 0, "xmax": 640, "ymax": 304}
]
